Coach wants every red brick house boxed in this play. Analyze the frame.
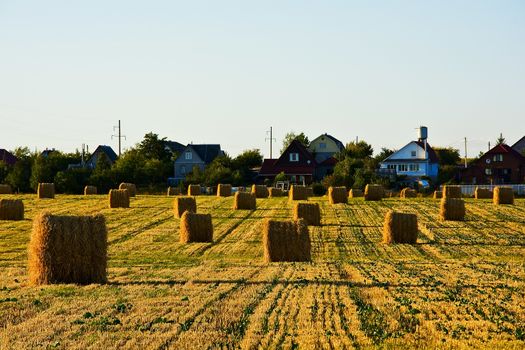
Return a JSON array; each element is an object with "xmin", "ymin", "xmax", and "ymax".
[
  {"xmin": 460, "ymin": 144, "xmax": 525, "ymax": 184},
  {"xmin": 258, "ymin": 140, "xmax": 317, "ymax": 185},
  {"xmin": 0, "ymin": 149, "xmax": 17, "ymax": 166}
]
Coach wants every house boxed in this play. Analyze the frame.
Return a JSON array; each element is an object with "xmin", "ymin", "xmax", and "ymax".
[
  {"xmin": 512, "ymin": 136, "xmax": 525, "ymax": 156},
  {"xmin": 164, "ymin": 140, "xmax": 186, "ymax": 156},
  {"xmin": 173, "ymin": 144, "xmax": 223, "ymax": 183},
  {"xmin": 41, "ymin": 148, "xmax": 57, "ymax": 157},
  {"xmin": 460, "ymin": 143, "xmax": 525, "ymax": 184},
  {"xmin": 308, "ymin": 133, "xmax": 344, "ymax": 163},
  {"xmin": 308, "ymin": 133, "xmax": 344, "ymax": 180},
  {"xmin": 258, "ymin": 140, "xmax": 317, "ymax": 185},
  {"xmin": 86, "ymin": 145, "xmax": 118, "ymax": 169},
  {"xmin": 379, "ymin": 127, "xmax": 439, "ymax": 182},
  {"xmin": 0, "ymin": 149, "xmax": 17, "ymax": 166}
]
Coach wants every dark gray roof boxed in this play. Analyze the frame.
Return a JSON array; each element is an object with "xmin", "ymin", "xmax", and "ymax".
[
  {"xmin": 188, "ymin": 144, "xmax": 222, "ymax": 164},
  {"xmin": 323, "ymin": 133, "xmax": 344, "ymax": 150},
  {"xmin": 164, "ymin": 141, "xmax": 186, "ymax": 154},
  {"xmin": 91, "ymin": 145, "xmax": 118, "ymax": 162},
  {"xmin": 512, "ymin": 136, "xmax": 525, "ymax": 154}
]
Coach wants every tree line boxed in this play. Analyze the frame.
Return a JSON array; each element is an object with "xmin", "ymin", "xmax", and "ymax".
[{"xmin": 0, "ymin": 131, "xmax": 462, "ymax": 194}]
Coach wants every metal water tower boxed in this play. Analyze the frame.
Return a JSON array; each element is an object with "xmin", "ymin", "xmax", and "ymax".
[{"xmin": 418, "ymin": 126, "xmax": 428, "ymax": 142}]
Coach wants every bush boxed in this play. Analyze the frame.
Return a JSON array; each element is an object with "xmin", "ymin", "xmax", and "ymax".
[{"xmin": 312, "ymin": 182, "xmax": 326, "ymax": 196}]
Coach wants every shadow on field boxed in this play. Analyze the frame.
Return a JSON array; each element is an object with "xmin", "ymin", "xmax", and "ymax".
[{"xmin": 108, "ymin": 279, "xmax": 514, "ymax": 289}]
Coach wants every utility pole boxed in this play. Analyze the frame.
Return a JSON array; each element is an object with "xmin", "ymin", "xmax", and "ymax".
[
  {"xmin": 265, "ymin": 127, "xmax": 276, "ymax": 159},
  {"xmin": 81, "ymin": 143, "xmax": 85, "ymax": 166},
  {"xmin": 488, "ymin": 141, "xmax": 491, "ymax": 151},
  {"xmin": 464, "ymin": 137, "xmax": 468, "ymax": 168},
  {"xmin": 112, "ymin": 120, "xmax": 126, "ymax": 157}
]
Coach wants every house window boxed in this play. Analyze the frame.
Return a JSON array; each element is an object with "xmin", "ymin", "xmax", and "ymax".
[
  {"xmin": 291, "ymin": 175, "xmax": 297, "ymax": 182},
  {"xmin": 289, "ymin": 153, "xmax": 299, "ymax": 162},
  {"xmin": 319, "ymin": 143, "xmax": 327, "ymax": 149},
  {"xmin": 493, "ymin": 154, "xmax": 503, "ymax": 162},
  {"xmin": 409, "ymin": 164, "xmax": 419, "ymax": 171},
  {"xmin": 485, "ymin": 168, "xmax": 492, "ymax": 175},
  {"xmin": 411, "ymin": 151, "xmax": 416, "ymax": 157},
  {"xmin": 387, "ymin": 164, "xmax": 396, "ymax": 170},
  {"xmin": 181, "ymin": 166, "xmax": 186, "ymax": 175},
  {"xmin": 185, "ymin": 151, "xmax": 192, "ymax": 160},
  {"xmin": 398, "ymin": 164, "xmax": 408, "ymax": 172},
  {"xmin": 299, "ymin": 175, "xmax": 305, "ymax": 184}
]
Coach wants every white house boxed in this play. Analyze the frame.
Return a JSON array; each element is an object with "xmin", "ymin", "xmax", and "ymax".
[{"xmin": 379, "ymin": 127, "xmax": 439, "ymax": 181}]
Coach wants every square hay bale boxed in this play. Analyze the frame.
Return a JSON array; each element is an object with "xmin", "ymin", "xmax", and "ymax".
[
  {"xmin": 174, "ymin": 196, "xmax": 197, "ymax": 218},
  {"xmin": 167, "ymin": 187, "xmax": 181, "ymax": 196},
  {"xmin": 364, "ymin": 184, "xmax": 383, "ymax": 201},
  {"xmin": 289, "ymin": 185, "xmax": 308, "ymax": 201},
  {"xmin": 0, "ymin": 184, "xmax": 12, "ymax": 194},
  {"xmin": 0, "ymin": 199, "xmax": 24, "ymax": 220},
  {"xmin": 180, "ymin": 212, "xmax": 213, "ymax": 243},
  {"xmin": 493, "ymin": 187, "xmax": 514, "ymax": 205},
  {"xmin": 84, "ymin": 186, "xmax": 97, "ymax": 195},
  {"xmin": 474, "ymin": 187, "xmax": 493, "ymax": 199},
  {"xmin": 293, "ymin": 202, "xmax": 321, "ymax": 226},
  {"xmin": 217, "ymin": 184, "xmax": 232, "ymax": 197},
  {"xmin": 440, "ymin": 198, "xmax": 465, "ymax": 221},
  {"xmin": 263, "ymin": 219, "xmax": 311, "ymax": 262},
  {"xmin": 119, "ymin": 183, "xmax": 137, "ymax": 197},
  {"xmin": 37, "ymin": 183, "xmax": 55, "ymax": 199},
  {"xmin": 234, "ymin": 192, "xmax": 256, "ymax": 210},
  {"xmin": 383, "ymin": 211, "xmax": 418, "ymax": 244},
  {"xmin": 349, "ymin": 189, "xmax": 363, "ymax": 198},
  {"xmin": 251, "ymin": 185, "xmax": 269, "ymax": 198},
  {"xmin": 28, "ymin": 212, "xmax": 107, "ymax": 285},
  {"xmin": 400, "ymin": 188, "xmax": 417, "ymax": 198},
  {"xmin": 108, "ymin": 189, "xmax": 130, "ymax": 208},
  {"xmin": 188, "ymin": 184, "xmax": 201, "ymax": 196},
  {"xmin": 433, "ymin": 191, "xmax": 442, "ymax": 199},
  {"xmin": 443, "ymin": 185, "xmax": 462, "ymax": 198},
  {"xmin": 268, "ymin": 188, "xmax": 284, "ymax": 197},
  {"xmin": 328, "ymin": 186, "xmax": 348, "ymax": 204}
]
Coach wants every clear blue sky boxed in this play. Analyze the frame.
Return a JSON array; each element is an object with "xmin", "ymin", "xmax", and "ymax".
[{"xmin": 1, "ymin": 1, "xmax": 524, "ymax": 158}]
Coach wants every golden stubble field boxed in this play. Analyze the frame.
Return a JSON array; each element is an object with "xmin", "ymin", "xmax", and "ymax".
[{"xmin": 0, "ymin": 194, "xmax": 524, "ymax": 349}]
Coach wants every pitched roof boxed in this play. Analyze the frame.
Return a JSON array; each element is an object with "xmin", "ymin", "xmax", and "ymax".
[
  {"xmin": 164, "ymin": 141, "xmax": 186, "ymax": 154},
  {"xmin": 485, "ymin": 143, "xmax": 525, "ymax": 159},
  {"xmin": 259, "ymin": 140, "xmax": 316, "ymax": 175},
  {"xmin": 0, "ymin": 149, "xmax": 17, "ymax": 166},
  {"xmin": 259, "ymin": 159, "xmax": 316, "ymax": 175},
  {"xmin": 382, "ymin": 141, "xmax": 439, "ymax": 163},
  {"xmin": 414, "ymin": 141, "xmax": 439, "ymax": 163},
  {"xmin": 511, "ymin": 136, "xmax": 525, "ymax": 153},
  {"xmin": 91, "ymin": 145, "xmax": 118, "ymax": 162},
  {"xmin": 188, "ymin": 144, "xmax": 222, "ymax": 164},
  {"xmin": 323, "ymin": 133, "xmax": 344, "ymax": 150}
]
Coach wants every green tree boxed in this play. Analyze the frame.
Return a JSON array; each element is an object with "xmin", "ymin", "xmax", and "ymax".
[
  {"xmin": 434, "ymin": 147, "xmax": 461, "ymax": 166},
  {"xmin": 137, "ymin": 132, "xmax": 172, "ymax": 161},
  {"xmin": 274, "ymin": 171, "xmax": 287, "ymax": 183},
  {"xmin": 343, "ymin": 141, "xmax": 374, "ymax": 159},
  {"xmin": 5, "ymin": 147, "xmax": 33, "ymax": 192},
  {"xmin": 281, "ymin": 132, "xmax": 309, "ymax": 153},
  {"xmin": 233, "ymin": 149, "xmax": 263, "ymax": 169},
  {"xmin": 203, "ymin": 155, "xmax": 233, "ymax": 186},
  {"xmin": 496, "ymin": 133, "xmax": 505, "ymax": 145},
  {"xmin": 88, "ymin": 153, "xmax": 115, "ymax": 193}
]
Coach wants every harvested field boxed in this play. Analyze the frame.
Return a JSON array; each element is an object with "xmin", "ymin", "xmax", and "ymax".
[{"xmin": 1, "ymin": 194, "xmax": 524, "ymax": 349}]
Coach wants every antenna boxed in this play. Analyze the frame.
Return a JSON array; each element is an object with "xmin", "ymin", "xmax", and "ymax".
[
  {"xmin": 111, "ymin": 120, "xmax": 126, "ymax": 157},
  {"xmin": 265, "ymin": 127, "xmax": 276, "ymax": 159}
]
